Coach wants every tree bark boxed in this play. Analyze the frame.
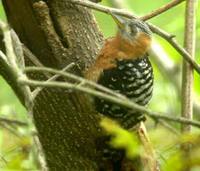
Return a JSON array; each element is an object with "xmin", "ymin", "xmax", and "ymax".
[{"xmin": 1, "ymin": 0, "xmax": 104, "ymax": 170}]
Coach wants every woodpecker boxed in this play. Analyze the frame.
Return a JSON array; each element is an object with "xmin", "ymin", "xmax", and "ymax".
[
  {"xmin": 85, "ymin": 14, "xmax": 153, "ymax": 170},
  {"xmin": 85, "ymin": 14, "xmax": 153, "ymax": 129}
]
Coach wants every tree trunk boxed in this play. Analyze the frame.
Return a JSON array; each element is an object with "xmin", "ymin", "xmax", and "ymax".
[{"xmin": 1, "ymin": 0, "xmax": 104, "ymax": 170}]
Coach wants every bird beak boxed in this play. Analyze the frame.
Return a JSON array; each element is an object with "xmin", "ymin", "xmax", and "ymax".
[{"xmin": 111, "ymin": 13, "xmax": 125, "ymax": 29}]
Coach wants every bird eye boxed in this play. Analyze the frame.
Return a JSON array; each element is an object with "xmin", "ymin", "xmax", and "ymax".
[{"xmin": 130, "ymin": 25, "xmax": 138, "ymax": 35}]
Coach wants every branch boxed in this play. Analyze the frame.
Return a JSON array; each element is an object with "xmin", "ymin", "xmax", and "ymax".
[
  {"xmin": 149, "ymin": 24, "xmax": 200, "ymax": 75},
  {"xmin": 140, "ymin": 0, "xmax": 185, "ymax": 21},
  {"xmin": 0, "ymin": 21, "xmax": 33, "ymax": 109},
  {"xmin": 0, "ymin": 116, "xmax": 28, "ymax": 127},
  {"xmin": 70, "ymin": 0, "xmax": 136, "ymax": 18},
  {"xmin": 32, "ymin": 63, "xmax": 76, "ymax": 99},
  {"xmin": 69, "ymin": 0, "xmax": 200, "ymax": 75},
  {"xmin": 25, "ymin": 66, "xmax": 125, "ymax": 99},
  {"xmin": 19, "ymin": 67, "xmax": 200, "ymax": 128},
  {"xmin": 180, "ymin": 0, "xmax": 197, "ymax": 163},
  {"xmin": 23, "ymin": 45, "xmax": 47, "ymax": 68},
  {"xmin": 157, "ymin": 120, "xmax": 180, "ymax": 135},
  {"xmin": 0, "ymin": 20, "xmax": 47, "ymax": 170},
  {"xmin": 181, "ymin": 0, "xmax": 196, "ymax": 132}
]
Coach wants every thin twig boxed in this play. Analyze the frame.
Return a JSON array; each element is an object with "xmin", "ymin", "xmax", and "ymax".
[
  {"xmin": 150, "ymin": 39, "xmax": 200, "ymax": 118},
  {"xmin": 0, "ymin": 116, "xmax": 28, "ymax": 127},
  {"xmin": 69, "ymin": 0, "xmax": 200, "ymax": 75},
  {"xmin": 18, "ymin": 77, "xmax": 200, "ymax": 129},
  {"xmin": 149, "ymin": 23, "xmax": 200, "ymax": 74},
  {"xmin": 0, "ymin": 123, "xmax": 22, "ymax": 137},
  {"xmin": 33, "ymin": 134, "xmax": 49, "ymax": 171},
  {"xmin": 71, "ymin": 0, "xmax": 136, "ymax": 18},
  {"xmin": 32, "ymin": 63, "xmax": 76, "ymax": 98},
  {"xmin": 0, "ymin": 21, "xmax": 18, "ymax": 70},
  {"xmin": 23, "ymin": 45, "xmax": 46, "ymax": 68},
  {"xmin": 0, "ymin": 50, "xmax": 8, "ymax": 63},
  {"xmin": 11, "ymin": 29, "xmax": 25, "ymax": 69},
  {"xmin": 0, "ymin": 155, "xmax": 8, "ymax": 164},
  {"xmin": 140, "ymin": 0, "xmax": 185, "ymax": 21},
  {"xmin": 158, "ymin": 120, "xmax": 180, "ymax": 135},
  {"xmin": 24, "ymin": 66, "xmax": 125, "ymax": 99}
]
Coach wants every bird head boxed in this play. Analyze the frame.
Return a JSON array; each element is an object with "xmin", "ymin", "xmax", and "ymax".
[{"xmin": 111, "ymin": 13, "xmax": 152, "ymax": 43}]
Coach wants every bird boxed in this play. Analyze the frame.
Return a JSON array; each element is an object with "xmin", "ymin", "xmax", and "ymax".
[
  {"xmin": 85, "ymin": 13, "xmax": 153, "ymax": 129},
  {"xmin": 84, "ymin": 14, "xmax": 154, "ymax": 170}
]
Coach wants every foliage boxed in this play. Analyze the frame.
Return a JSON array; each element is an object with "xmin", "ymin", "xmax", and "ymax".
[{"xmin": 100, "ymin": 118, "xmax": 141, "ymax": 159}]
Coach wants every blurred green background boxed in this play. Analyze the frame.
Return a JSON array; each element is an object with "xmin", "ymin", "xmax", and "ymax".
[{"xmin": 0, "ymin": 0, "xmax": 199, "ymax": 170}]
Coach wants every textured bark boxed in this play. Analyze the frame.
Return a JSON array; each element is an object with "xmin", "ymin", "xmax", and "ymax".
[{"xmin": 1, "ymin": 0, "xmax": 104, "ymax": 170}]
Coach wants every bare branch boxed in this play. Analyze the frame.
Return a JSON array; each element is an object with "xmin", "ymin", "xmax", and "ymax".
[
  {"xmin": 0, "ymin": 21, "xmax": 18, "ymax": 69},
  {"xmin": 18, "ymin": 67, "xmax": 200, "ymax": 128},
  {"xmin": 181, "ymin": 0, "xmax": 197, "ymax": 134},
  {"xmin": 0, "ymin": 116, "xmax": 28, "ymax": 127},
  {"xmin": 157, "ymin": 120, "xmax": 180, "ymax": 135},
  {"xmin": 180, "ymin": 1, "xmax": 197, "ymax": 165},
  {"xmin": 70, "ymin": 0, "xmax": 136, "ymax": 18},
  {"xmin": 0, "ymin": 50, "xmax": 8, "ymax": 63},
  {"xmin": 140, "ymin": 0, "xmax": 185, "ymax": 21},
  {"xmin": 23, "ymin": 45, "xmax": 46, "ymax": 68},
  {"xmin": 0, "ymin": 20, "xmax": 33, "ymax": 109},
  {"xmin": 0, "ymin": 122, "xmax": 22, "ymax": 137},
  {"xmin": 32, "ymin": 63, "xmax": 76, "ymax": 98},
  {"xmin": 24, "ymin": 66, "xmax": 125, "ymax": 99},
  {"xmin": 149, "ymin": 24, "xmax": 200, "ymax": 74}
]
